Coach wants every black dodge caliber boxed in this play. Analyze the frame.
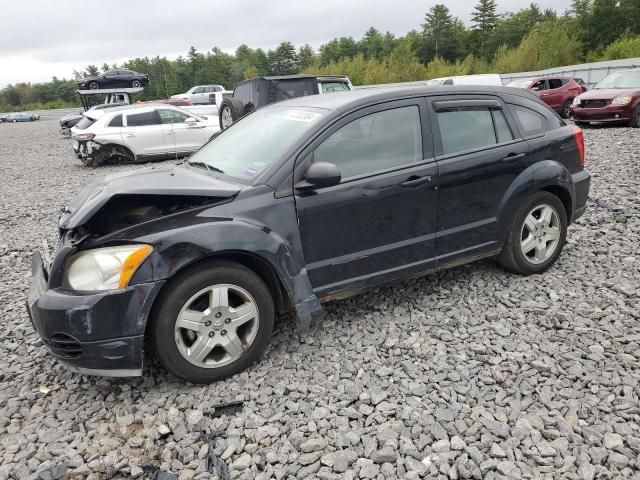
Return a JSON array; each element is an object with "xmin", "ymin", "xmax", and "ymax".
[{"xmin": 28, "ymin": 86, "xmax": 590, "ymax": 383}]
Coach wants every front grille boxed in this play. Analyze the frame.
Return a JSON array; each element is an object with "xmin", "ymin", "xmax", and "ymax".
[
  {"xmin": 581, "ymin": 99, "xmax": 610, "ymax": 108},
  {"xmin": 45, "ymin": 333, "xmax": 82, "ymax": 359},
  {"xmin": 575, "ymin": 113, "xmax": 612, "ymax": 120}
]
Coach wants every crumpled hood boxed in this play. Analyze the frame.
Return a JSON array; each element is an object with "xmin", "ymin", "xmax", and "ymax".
[
  {"xmin": 60, "ymin": 165, "xmax": 241, "ymax": 229},
  {"xmin": 578, "ymin": 88, "xmax": 640, "ymax": 101}
]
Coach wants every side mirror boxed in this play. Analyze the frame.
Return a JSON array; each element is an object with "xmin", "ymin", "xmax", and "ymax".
[
  {"xmin": 185, "ymin": 117, "xmax": 198, "ymax": 126},
  {"xmin": 296, "ymin": 162, "xmax": 341, "ymax": 191}
]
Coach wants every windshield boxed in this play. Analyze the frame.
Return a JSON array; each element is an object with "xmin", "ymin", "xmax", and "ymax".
[
  {"xmin": 188, "ymin": 106, "xmax": 327, "ymax": 180},
  {"xmin": 506, "ymin": 78, "xmax": 535, "ymax": 88},
  {"xmin": 320, "ymin": 81, "xmax": 350, "ymax": 93},
  {"xmin": 594, "ymin": 70, "xmax": 640, "ymax": 89}
]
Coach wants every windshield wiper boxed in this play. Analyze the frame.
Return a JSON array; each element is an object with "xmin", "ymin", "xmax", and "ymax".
[{"xmin": 188, "ymin": 161, "xmax": 224, "ymax": 174}]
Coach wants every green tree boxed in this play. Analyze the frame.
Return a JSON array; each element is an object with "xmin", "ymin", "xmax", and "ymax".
[
  {"xmin": 267, "ymin": 41, "xmax": 299, "ymax": 75},
  {"xmin": 360, "ymin": 27, "xmax": 386, "ymax": 60},
  {"xmin": 472, "ymin": 0, "xmax": 499, "ymax": 56},
  {"xmin": 297, "ymin": 44, "xmax": 316, "ymax": 70},
  {"xmin": 419, "ymin": 4, "xmax": 458, "ymax": 62}
]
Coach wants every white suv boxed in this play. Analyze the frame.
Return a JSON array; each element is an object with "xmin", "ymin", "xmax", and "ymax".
[
  {"xmin": 171, "ymin": 85, "xmax": 226, "ymax": 104},
  {"xmin": 70, "ymin": 104, "xmax": 220, "ymax": 167}
]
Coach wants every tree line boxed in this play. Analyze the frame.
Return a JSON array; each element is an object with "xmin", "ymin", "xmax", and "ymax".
[{"xmin": 2, "ymin": 0, "xmax": 640, "ymax": 112}]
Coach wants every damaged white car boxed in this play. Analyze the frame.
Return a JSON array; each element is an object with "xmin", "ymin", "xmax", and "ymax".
[{"xmin": 70, "ymin": 104, "xmax": 221, "ymax": 167}]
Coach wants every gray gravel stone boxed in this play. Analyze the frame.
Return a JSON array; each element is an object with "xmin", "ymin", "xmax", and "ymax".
[{"xmin": 1, "ymin": 122, "xmax": 638, "ymax": 480}]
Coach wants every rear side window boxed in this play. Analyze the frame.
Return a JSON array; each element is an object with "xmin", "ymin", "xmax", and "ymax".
[
  {"xmin": 75, "ymin": 116, "xmax": 96, "ymax": 130},
  {"xmin": 548, "ymin": 79, "xmax": 563, "ymax": 89},
  {"xmin": 108, "ymin": 114, "xmax": 123, "ymax": 127},
  {"xmin": 126, "ymin": 111, "xmax": 159, "ymax": 127},
  {"xmin": 314, "ymin": 105, "xmax": 423, "ymax": 179},
  {"xmin": 436, "ymin": 108, "xmax": 514, "ymax": 155},
  {"xmin": 510, "ymin": 104, "xmax": 545, "ymax": 136}
]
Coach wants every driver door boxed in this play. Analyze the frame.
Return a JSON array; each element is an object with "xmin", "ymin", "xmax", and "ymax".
[
  {"xmin": 293, "ymin": 99, "xmax": 438, "ymax": 297},
  {"xmin": 158, "ymin": 109, "xmax": 209, "ymax": 156}
]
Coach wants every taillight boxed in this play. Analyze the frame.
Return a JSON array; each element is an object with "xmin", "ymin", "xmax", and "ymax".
[
  {"xmin": 570, "ymin": 124, "xmax": 585, "ymax": 165},
  {"xmin": 75, "ymin": 133, "xmax": 95, "ymax": 141}
]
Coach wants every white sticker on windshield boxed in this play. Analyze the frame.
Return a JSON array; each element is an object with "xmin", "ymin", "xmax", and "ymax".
[{"xmin": 284, "ymin": 110, "xmax": 321, "ymax": 123}]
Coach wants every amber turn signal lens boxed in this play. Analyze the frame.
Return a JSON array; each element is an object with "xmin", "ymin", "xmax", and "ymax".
[{"xmin": 118, "ymin": 245, "xmax": 153, "ymax": 288}]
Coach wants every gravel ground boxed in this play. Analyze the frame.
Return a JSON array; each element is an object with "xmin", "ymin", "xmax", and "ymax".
[{"xmin": 0, "ymin": 118, "xmax": 639, "ymax": 480}]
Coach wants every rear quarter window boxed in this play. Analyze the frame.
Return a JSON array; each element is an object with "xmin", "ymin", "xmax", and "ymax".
[
  {"xmin": 509, "ymin": 104, "xmax": 546, "ymax": 136},
  {"xmin": 108, "ymin": 114, "xmax": 123, "ymax": 127},
  {"xmin": 75, "ymin": 117, "xmax": 96, "ymax": 130}
]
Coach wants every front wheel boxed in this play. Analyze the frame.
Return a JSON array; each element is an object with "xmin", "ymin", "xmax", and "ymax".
[
  {"xmin": 88, "ymin": 81, "xmax": 99, "ymax": 90},
  {"xmin": 498, "ymin": 192, "xmax": 567, "ymax": 275},
  {"xmin": 151, "ymin": 260, "xmax": 274, "ymax": 383}
]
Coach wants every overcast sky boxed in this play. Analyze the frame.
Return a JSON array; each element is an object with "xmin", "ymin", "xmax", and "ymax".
[{"xmin": 0, "ymin": 0, "xmax": 572, "ymax": 88}]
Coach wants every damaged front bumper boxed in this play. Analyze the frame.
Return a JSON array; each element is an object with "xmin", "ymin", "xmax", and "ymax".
[{"xmin": 27, "ymin": 250, "xmax": 165, "ymax": 376}]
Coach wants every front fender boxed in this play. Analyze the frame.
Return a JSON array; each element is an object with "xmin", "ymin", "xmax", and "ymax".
[{"xmin": 129, "ymin": 217, "xmax": 322, "ymax": 329}]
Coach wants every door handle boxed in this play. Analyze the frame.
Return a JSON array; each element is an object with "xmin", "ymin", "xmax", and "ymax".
[
  {"xmin": 501, "ymin": 152, "xmax": 526, "ymax": 162},
  {"xmin": 125, "ymin": 133, "xmax": 135, "ymax": 137},
  {"xmin": 400, "ymin": 175, "xmax": 431, "ymax": 187}
]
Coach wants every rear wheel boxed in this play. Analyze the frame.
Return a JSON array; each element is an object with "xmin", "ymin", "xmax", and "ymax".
[
  {"xmin": 498, "ymin": 191, "xmax": 567, "ymax": 275},
  {"xmin": 560, "ymin": 99, "xmax": 573, "ymax": 119},
  {"xmin": 131, "ymin": 79, "xmax": 142, "ymax": 88},
  {"xmin": 218, "ymin": 98, "xmax": 245, "ymax": 130},
  {"xmin": 628, "ymin": 105, "xmax": 640, "ymax": 128},
  {"xmin": 151, "ymin": 260, "xmax": 274, "ymax": 383}
]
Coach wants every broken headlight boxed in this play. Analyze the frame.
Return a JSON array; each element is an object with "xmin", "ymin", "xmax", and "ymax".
[{"xmin": 63, "ymin": 245, "xmax": 152, "ymax": 291}]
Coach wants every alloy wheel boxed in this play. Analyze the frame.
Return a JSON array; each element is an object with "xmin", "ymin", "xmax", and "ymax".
[
  {"xmin": 89, "ymin": 82, "xmax": 99, "ymax": 90},
  {"xmin": 520, "ymin": 204, "xmax": 561, "ymax": 264},
  {"xmin": 132, "ymin": 80, "xmax": 141, "ymax": 88},
  {"xmin": 174, "ymin": 284, "xmax": 259, "ymax": 368},
  {"xmin": 221, "ymin": 107, "xmax": 233, "ymax": 128}
]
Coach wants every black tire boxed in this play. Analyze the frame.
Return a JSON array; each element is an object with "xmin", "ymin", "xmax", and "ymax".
[
  {"xmin": 628, "ymin": 105, "xmax": 640, "ymax": 128},
  {"xmin": 150, "ymin": 260, "xmax": 274, "ymax": 384},
  {"xmin": 560, "ymin": 99, "xmax": 573, "ymax": 119},
  {"xmin": 218, "ymin": 97, "xmax": 245, "ymax": 130},
  {"xmin": 88, "ymin": 81, "xmax": 99, "ymax": 90},
  {"xmin": 131, "ymin": 79, "xmax": 142, "ymax": 88},
  {"xmin": 498, "ymin": 191, "xmax": 567, "ymax": 275}
]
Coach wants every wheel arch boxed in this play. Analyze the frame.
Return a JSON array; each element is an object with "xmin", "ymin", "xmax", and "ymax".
[{"xmin": 143, "ymin": 250, "xmax": 293, "ymax": 342}]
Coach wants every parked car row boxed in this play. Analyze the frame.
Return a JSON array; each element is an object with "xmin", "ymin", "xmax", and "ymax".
[
  {"xmin": 1, "ymin": 112, "xmax": 40, "ymax": 122},
  {"xmin": 506, "ymin": 77, "xmax": 585, "ymax": 118},
  {"xmin": 70, "ymin": 104, "xmax": 220, "ymax": 166},
  {"xmin": 170, "ymin": 85, "xmax": 228, "ymax": 104}
]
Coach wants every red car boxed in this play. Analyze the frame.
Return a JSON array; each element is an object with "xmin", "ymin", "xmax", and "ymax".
[
  {"xmin": 570, "ymin": 68, "xmax": 640, "ymax": 128},
  {"xmin": 506, "ymin": 77, "xmax": 584, "ymax": 118}
]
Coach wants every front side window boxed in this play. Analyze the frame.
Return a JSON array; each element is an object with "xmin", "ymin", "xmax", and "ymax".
[
  {"xmin": 436, "ymin": 108, "xmax": 514, "ymax": 155},
  {"xmin": 194, "ymin": 87, "xmax": 204, "ymax": 94},
  {"xmin": 313, "ymin": 106, "xmax": 423, "ymax": 179},
  {"xmin": 158, "ymin": 109, "xmax": 190, "ymax": 124},
  {"xmin": 105, "ymin": 70, "xmax": 118, "ymax": 77},
  {"xmin": 125, "ymin": 111, "xmax": 159, "ymax": 127}
]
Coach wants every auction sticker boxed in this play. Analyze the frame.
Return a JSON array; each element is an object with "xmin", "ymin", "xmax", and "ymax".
[
  {"xmin": 284, "ymin": 110, "xmax": 321, "ymax": 123},
  {"xmin": 243, "ymin": 167, "xmax": 258, "ymax": 177}
]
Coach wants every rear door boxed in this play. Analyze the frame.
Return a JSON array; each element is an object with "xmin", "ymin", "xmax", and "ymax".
[
  {"xmin": 122, "ymin": 109, "xmax": 170, "ymax": 159},
  {"xmin": 541, "ymin": 79, "xmax": 565, "ymax": 110},
  {"xmin": 429, "ymin": 95, "xmax": 530, "ymax": 264}
]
